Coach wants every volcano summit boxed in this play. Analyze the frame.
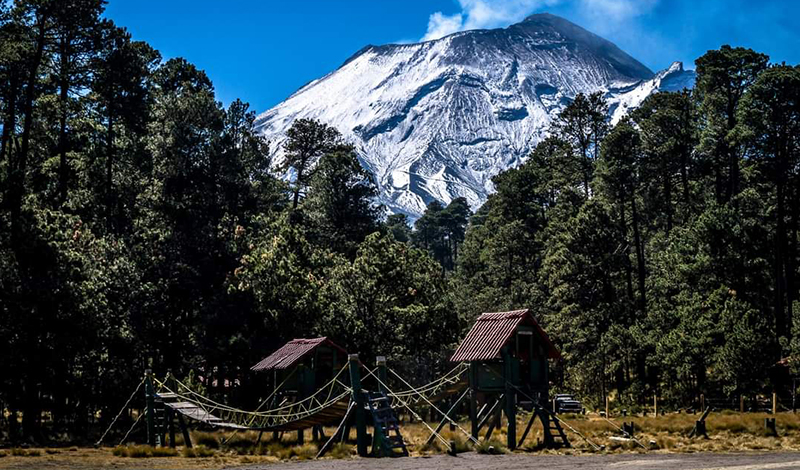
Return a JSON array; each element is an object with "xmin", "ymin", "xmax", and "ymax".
[{"xmin": 255, "ymin": 13, "xmax": 695, "ymax": 217}]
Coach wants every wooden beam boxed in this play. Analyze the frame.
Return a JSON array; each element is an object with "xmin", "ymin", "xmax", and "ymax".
[
  {"xmin": 517, "ymin": 411, "xmax": 538, "ymax": 448},
  {"xmin": 425, "ymin": 388, "xmax": 470, "ymax": 445}
]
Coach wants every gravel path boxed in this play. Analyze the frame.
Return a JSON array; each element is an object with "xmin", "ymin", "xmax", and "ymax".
[{"xmin": 234, "ymin": 452, "xmax": 800, "ymax": 470}]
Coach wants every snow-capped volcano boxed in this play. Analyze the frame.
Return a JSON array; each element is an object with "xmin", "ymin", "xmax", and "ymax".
[{"xmin": 255, "ymin": 13, "xmax": 695, "ymax": 217}]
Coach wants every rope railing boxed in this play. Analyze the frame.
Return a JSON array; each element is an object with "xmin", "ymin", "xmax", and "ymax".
[
  {"xmin": 95, "ymin": 377, "xmax": 145, "ymax": 447},
  {"xmin": 360, "ymin": 366, "xmax": 454, "ymax": 451},
  {"xmin": 388, "ymin": 367, "xmax": 478, "ymax": 445},
  {"xmin": 388, "ymin": 363, "xmax": 469, "ymax": 401},
  {"xmin": 152, "ymin": 363, "xmax": 352, "ymax": 430}
]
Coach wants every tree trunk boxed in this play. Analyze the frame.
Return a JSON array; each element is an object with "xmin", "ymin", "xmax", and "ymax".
[
  {"xmin": 58, "ymin": 35, "xmax": 70, "ymax": 205},
  {"xmin": 664, "ymin": 159, "xmax": 673, "ymax": 233},
  {"xmin": 11, "ymin": 12, "xmax": 48, "ymax": 237},
  {"xmin": 106, "ymin": 107, "xmax": 114, "ymax": 229},
  {"xmin": 787, "ymin": 174, "xmax": 799, "ymax": 340},
  {"xmin": 619, "ymin": 190, "xmax": 634, "ymax": 303},
  {"xmin": 1, "ymin": 69, "xmax": 19, "ymax": 191},
  {"xmin": 631, "ymin": 196, "xmax": 646, "ymax": 314},
  {"xmin": 775, "ymin": 165, "xmax": 787, "ymax": 339},
  {"xmin": 292, "ymin": 166, "xmax": 303, "ymax": 210}
]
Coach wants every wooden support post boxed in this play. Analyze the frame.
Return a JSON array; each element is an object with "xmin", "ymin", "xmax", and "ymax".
[
  {"xmin": 376, "ymin": 356, "xmax": 388, "ymax": 394},
  {"xmin": 518, "ymin": 412, "xmax": 538, "ymax": 448},
  {"xmin": 348, "ymin": 354, "xmax": 368, "ymax": 457},
  {"xmin": 166, "ymin": 372, "xmax": 176, "ymax": 448},
  {"xmin": 469, "ymin": 363, "xmax": 478, "ymax": 440},
  {"xmin": 144, "ymin": 369, "xmax": 156, "ymax": 447},
  {"xmin": 700, "ymin": 394, "xmax": 705, "ymax": 413},
  {"xmin": 605, "ymin": 396, "xmax": 609, "ymax": 418},
  {"xmin": 689, "ymin": 407, "xmax": 711, "ymax": 439},
  {"xmin": 765, "ymin": 417, "xmax": 777, "ymax": 436},
  {"xmin": 773, "ymin": 392, "xmax": 777, "ymax": 415},
  {"xmin": 504, "ymin": 351, "xmax": 516, "ymax": 450},
  {"xmin": 654, "ymin": 395, "xmax": 658, "ymax": 418},
  {"xmin": 177, "ymin": 413, "xmax": 192, "ymax": 448},
  {"xmin": 740, "ymin": 395, "xmax": 744, "ymax": 413},
  {"xmin": 256, "ymin": 431, "xmax": 263, "ymax": 447},
  {"xmin": 167, "ymin": 407, "xmax": 176, "ymax": 448}
]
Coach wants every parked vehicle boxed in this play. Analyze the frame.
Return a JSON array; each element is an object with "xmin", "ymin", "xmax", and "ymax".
[{"xmin": 554, "ymin": 394, "xmax": 583, "ymax": 414}]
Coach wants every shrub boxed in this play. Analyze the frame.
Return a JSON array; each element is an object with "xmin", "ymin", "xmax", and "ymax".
[
  {"xmin": 181, "ymin": 445, "xmax": 215, "ymax": 458},
  {"xmin": 151, "ymin": 447, "xmax": 178, "ymax": 457},
  {"xmin": 127, "ymin": 446, "xmax": 152, "ymax": 458},
  {"xmin": 223, "ymin": 433, "xmax": 256, "ymax": 454},
  {"xmin": 289, "ymin": 443, "xmax": 318, "ymax": 460},
  {"xmin": 475, "ymin": 439, "xmax": 507, "ymax": 455},
  {"xmin": 326, "ymin": 443, "xmax": 352, "ymax": 459},
  {"xmin": 192, "ymin": 431, "xmax": 221, "ymax": 449},
  {"xmin": 112, "ymin": 444, "xmax": 177, "ymax": 458}
]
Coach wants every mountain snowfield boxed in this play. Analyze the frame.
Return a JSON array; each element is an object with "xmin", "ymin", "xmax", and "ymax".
[{"xmin": 255, "ymin": 13, "xmax": 696, "ymax": 218}]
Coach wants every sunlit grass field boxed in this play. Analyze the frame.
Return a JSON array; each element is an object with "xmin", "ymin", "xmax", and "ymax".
[{"xmin": 2, "ymin": 411, "xmax": 800, "ymax": 468}]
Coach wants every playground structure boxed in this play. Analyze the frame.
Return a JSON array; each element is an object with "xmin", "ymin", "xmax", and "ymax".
[
  {"xmin": 98, "ymin": 310, "xmax": 593, "ymax": 457},
  {"xmin": 250, "ymin": 337, "xmax": 348, "ymax": 444},
  {"xmin": 450, "ymin": 309, "xmax": 569, "ymax": 450}
]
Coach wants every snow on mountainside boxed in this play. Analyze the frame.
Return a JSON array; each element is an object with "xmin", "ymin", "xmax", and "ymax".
[{"xmin": 255, "ymin": 13, "xmax": 695, "ymax": 218}]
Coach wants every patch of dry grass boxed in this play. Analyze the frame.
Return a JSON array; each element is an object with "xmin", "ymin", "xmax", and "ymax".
[
  {"xmin": 1, "ymin": 411, "xmax": 797, "ymax": 468},
  {"xmin": 181, "ymin": 445, "xmax": 215, "ymax": 458},
  {"xmin": 9, "ymin": 448, "xmax": 40, "ymax": 457},
  {"xmin": 111, "ymin": 444, "xmax": 179, "ymax": 458}
]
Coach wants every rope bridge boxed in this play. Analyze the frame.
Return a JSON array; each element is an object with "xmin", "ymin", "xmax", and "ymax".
[
  {"xmin": 96, "ymin": 358, "xmax": 471, "ymax": 450},
  {"xmin": 152, "ymin": 364, "xmax": 352, "ymax": 432}
]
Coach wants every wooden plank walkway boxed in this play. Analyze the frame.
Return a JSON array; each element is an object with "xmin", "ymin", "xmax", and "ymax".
[{"xmin": 157, "ymin": 392, "xmax": 351, "ymax": 432}]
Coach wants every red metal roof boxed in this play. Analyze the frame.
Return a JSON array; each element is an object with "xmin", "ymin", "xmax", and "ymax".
[
  {"xmin": 251, "ymin": 337, "xmax": 347, "ymax": 371},
  {"xmin": 450, "ymin": 309, "xmax": 561, "ymax": 362}
]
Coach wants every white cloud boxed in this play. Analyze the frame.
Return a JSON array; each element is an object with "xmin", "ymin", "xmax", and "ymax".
[
  {"xmin": 422, "ymin": 12, "xmax": 465, "ymax": 42},
  {"xmin": 422, "ymin": 0, "xmax": 561, "ymax": 41},
  {"xmin": 420, "ymin": 0, "xmax": 660, "ymax": 42}
]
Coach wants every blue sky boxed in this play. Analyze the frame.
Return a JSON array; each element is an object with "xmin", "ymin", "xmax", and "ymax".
[{"xmin": 104, "ymin": 0, "xmax": 800, "ymax": 113}]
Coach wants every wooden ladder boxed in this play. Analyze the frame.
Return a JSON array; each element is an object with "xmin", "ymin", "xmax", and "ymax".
[
  {"xmin": 540, "ymin": 408, "xmax": 571, "ymax": 448},
  {"xmin": 366, "ymin": 391, "xmax": 409, "ymax": 457}
]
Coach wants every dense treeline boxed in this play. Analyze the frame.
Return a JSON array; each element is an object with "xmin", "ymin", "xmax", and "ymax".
[
  {"xmin": 1, "ymin": 0, "xmax": 799, "ymax": 446},
  {"xmin": 450, "ymin": 48, "xmax": 800, "ymax": 411},
  {"xmin": 0, "ymin": 0, "xmax": 458, "ymax": 444}
]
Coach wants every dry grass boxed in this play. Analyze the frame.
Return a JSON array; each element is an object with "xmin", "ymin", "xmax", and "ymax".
[
  {"xmin": 112, "ymin": 444, "xmax": 179, "ymax": 458},
  {"xmin": 181, "ymin": 445, "xmax": 215, "ymax": 458},
  {"xmin": 0, "ymin": 412, "xmax": 798, "ymax": 468}
]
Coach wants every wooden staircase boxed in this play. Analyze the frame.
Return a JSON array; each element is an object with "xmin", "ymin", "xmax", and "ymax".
[
  {"xmin": 365, "ymin": 391, "xmax": 408, "ymax": 457},
  {"xmin": 539, "ymin": 408, "xmax": 571, "ymax": 448}
]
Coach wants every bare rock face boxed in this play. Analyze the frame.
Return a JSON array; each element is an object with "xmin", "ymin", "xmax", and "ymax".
[{"xmin": 255, "ymin": 13, "xmax": 695, "ymax": 218}]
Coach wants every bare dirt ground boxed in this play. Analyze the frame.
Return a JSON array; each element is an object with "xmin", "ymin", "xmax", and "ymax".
[
  {"xmin": 3, "ymin": 449, "xmax": 800, "ymax": 470},
  {"xmin": 2, "ymin": 450, "xmax": 800, "ymax": 470},
  {"xmin": 235, "ymin": 452, "xmax": 800, "ymax": 470}
]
